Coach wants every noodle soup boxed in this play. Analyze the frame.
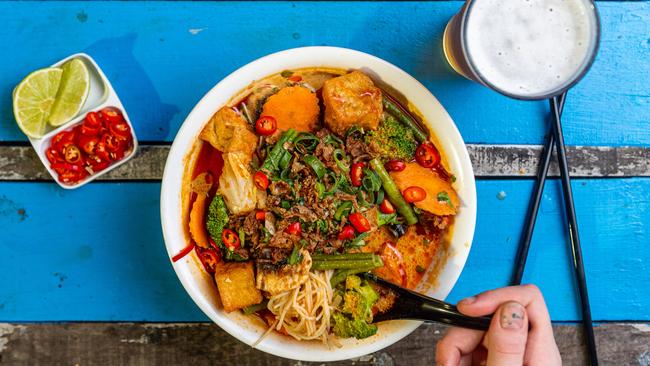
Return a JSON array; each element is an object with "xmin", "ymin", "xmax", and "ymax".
[{"xmin": 176, "ymin": 67, "xmax": 460, "ymax": 346}]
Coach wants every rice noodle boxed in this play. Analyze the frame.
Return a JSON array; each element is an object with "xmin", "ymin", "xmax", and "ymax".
[{"xmin": 254, "ymin": 270, "xmax": 339, "ymax": 348}]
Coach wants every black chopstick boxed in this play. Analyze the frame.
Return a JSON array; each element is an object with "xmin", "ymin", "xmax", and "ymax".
[
  {"xmin": 550, "ymin": 96, "xmax": 598, "ymax": 366},
  {"xmin": 511, "ymin": 92, "xmax": 567, "ymax": 285}
]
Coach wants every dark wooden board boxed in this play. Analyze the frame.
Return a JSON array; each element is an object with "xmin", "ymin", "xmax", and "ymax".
[
  {"xmin": 0, "ymin": 323, "xmax": 648, "ymax": 366},
  {"xmin": 1, "ymin": 144, "xmax": 649, "ymax": 181}
]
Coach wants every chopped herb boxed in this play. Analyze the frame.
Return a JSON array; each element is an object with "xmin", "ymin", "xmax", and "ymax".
[
  {"xmin": 280, "ymin": 70, "xmax": 293, "ymax": 78},
  {"xmin": 243, "ymin": 301, "xmax": 268, "ymax": 315},
  {"xmin": 335, "ymin": 201, "xmax": 353, "ymax": 221},
  {"xmin": 437, "ymin": 191, "xmax": 455, "ymax": 208},
  {"xmin": 346, "ymin": 232, "xmax": 369, "ymax": 249},
  {"xmin": 281, "ymin": 200, "xmax": 291, "ymax": 209},
  {"xmin": 451, "ymin": 175, "xmax": 457, "ymax": 183},
  {"xmin": 416, "ymin": 265, "xmax": 426, "ymax": 273},
  {"xmin": 238, "ymin": 227, "xmax": 246, "ymax": 248}
]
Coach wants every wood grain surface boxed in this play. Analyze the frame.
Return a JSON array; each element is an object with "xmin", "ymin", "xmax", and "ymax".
[
  {"xmin": 1, "ymin": 144, "xmax": 649, "ymax": 181},
  {"xmin": 0, "ymin": 323, "xmax": 649, "ymax": 366}
]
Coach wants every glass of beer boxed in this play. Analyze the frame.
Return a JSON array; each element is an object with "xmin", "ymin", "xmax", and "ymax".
[{"xmin": 443, "ymin": 0, "xmax": 600, "ymax": 100}]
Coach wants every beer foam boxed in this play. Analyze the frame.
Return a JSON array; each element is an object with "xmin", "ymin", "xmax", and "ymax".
[{"xmin": 465, "ymin": 0, "xmax": 597, "ymax": 98}]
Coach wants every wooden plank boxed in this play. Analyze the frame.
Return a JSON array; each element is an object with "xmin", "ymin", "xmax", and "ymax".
[
  {"xmin": 1, "ymin": 144, "xmax": 649, "ymax": 181},
  {"xmin": 0, "ymin": 2, "xmax": 648, "ymax": 145},
  {"xmin": 0, "ymin": 322, "xmax": 648, "ymax": 366},
  {"xmin": 0, "ymin": 179, "xmax": 648, "ymax": 322}
]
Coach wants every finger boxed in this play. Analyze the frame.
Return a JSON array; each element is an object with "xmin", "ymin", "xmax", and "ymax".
[
  {"xmin": 486, "ymin": 301, "xmax": 528, "ymax": 366},
  {"xmin": 436, "ymin": 327, "xmax": 484, "ymax": 366},
  {"xmin": 523, "ymin": 328, "xmax": 562, "ymax": 365},
  {"xmin": 457, "ymin": 284, "xmax": 553, "ymax": 337}
]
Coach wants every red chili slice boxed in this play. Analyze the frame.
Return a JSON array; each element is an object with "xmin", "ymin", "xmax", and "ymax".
[
  {"xmin": 379, "ymin": 198, "xmax": 396, "ymax": 214},
  {"xmin": 255, "ymin": 116, "xmax": 278, "ymax": 136},
  {"xmin": 288, "ymin": 75, "xmax": 302, "ymax": 83},
  {"xmin": 384, "ymin": 160, "xmax": 406, "ymax": 172},
  {"xmin": 337, "ymin": 225, "xmax": 355, "ymax": 240},
  {"xmin": 415, "ymin": 142, "xmax": 441, "ymax": 168},
  {"xmin": 221, "ymin": 229, "xmax": 241, "ymax": 251},
  {"xmin": 94, "ymin": 141, "xmax": 112, "ymax": 162},
  {"xmin": 255, "ymin": 210, "xmax": 266, "ymax": 221},
  {"xmin": 284, "ymin": 222, "xmax": 302, "ymax": 236},
  {"xmin": 51, "ymin": 130, "xmax": 76, "ymax": 151},
  {"xmin": 350, "ymin": 162, "xmax": 365, "ymax": 187},
  {"xmin": 197, "ymin": 248, "xmax": 220, "ymax": 273},
  {"xmin": 80, "ymin": 112, "xmax": 103, "ymax": 136},
  {"xmin": 86, "ymin": 154, "xmax": 110, "ymax": 172},
  {"xmin": 172, "ymin": 242, "xmax": 195, "ymax": 262},
  {"xmin": 77, "ymin": 135, "xmax": 99, "ymax": 155},
  {"xmin": 99, "ymin": 107, "xmax": 124, "ymax": 125},
  {"xmin": 46, "ymin": 148, "xmax": 64, "ymax": 164},
  {"xmin": 403, "ymin": 186, "xmax": 427, "ymax": 203},
  {"xmin": 254, "ymin": 171, "xmax": 269, "ymax": 190},
  {"xmin": 348, "ymin": 212, "xmax": 371, "ymax": 233},
  {"xmin": 109, "ymin": 119, "xmax": 132, "ymax": 140},
  {"xmin": 63, "ymin": 145, "xmax": 83, "ymax": 164}
]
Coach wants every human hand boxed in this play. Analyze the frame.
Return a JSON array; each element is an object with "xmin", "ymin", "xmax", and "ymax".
[{"xmin": 436, "ymin": 285, "xmax": 561, "ymax": 366}]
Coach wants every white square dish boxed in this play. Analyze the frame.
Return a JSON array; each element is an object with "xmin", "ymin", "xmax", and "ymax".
[{"xmin": 27, "ymin": 53, "xmax": 138, "ymax": 189}]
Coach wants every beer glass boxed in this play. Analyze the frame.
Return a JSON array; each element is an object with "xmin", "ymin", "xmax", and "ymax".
[{"xmin": 442, "ymin": 0, "xmax": 600, "ymax": 100}]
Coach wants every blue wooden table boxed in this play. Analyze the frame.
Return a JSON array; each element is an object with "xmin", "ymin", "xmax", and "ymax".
[{"xmin": 1, "ymin": 1, "xmax": 649, "ymax": 365}]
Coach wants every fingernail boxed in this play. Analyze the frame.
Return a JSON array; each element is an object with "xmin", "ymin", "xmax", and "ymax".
[
  {"xmin": 500, "ymin": 302, "xmax": 525, "ymax": 330},
  {"xmin": 459, "ymin": 296, "xmax": 477, "ymax": 305}
]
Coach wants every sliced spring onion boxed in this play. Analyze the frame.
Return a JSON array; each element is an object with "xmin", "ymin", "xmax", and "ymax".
[
  {"xmin": 238, "ymin": 227, "xmax": 246, "ymax": 248},
  {"xmin": 294, "ymin": 132, "xmax": 319, "ymax": 154},
  {"xmin": 315, "ymin": 181, "xmax": 326, "ymax": 198},
  {"xmin": 361, "ymin": 168, "xmax": 381, "ymax": 192},
  {"xmin": 261, "ymin": 129, "xmax": 298, "ymax": 173},
  {"xmin": 346, "ymin": 232, "xmax": 369, "ymax": 249},
  {"xmin": 334, "ymin": 201, "xmax": 353, "ymax": 221},
  {"xmin": 333, "ymin": 148, "xmax": 350, "ymax": 172},
  {"xmin": 323, "ymin": 172, "xmax": 341, "ymax": 195},
  {"xmin": 323, "ymin": 134, "xmax": 344, "ymax": 147},
  {"xmin": 278, "ymin": 150, "xmax": 292, "ymax": 171},
  {"xmin": 375, "ymin": 189, "xmax": 385, "ymax": 205},
  {"xmin": 345, "ymin": 125, "xmax": 365, "ymax": 139},
  {"xmin": 303, "ymin": 155, "xmax": 327, "ymax": 179}
]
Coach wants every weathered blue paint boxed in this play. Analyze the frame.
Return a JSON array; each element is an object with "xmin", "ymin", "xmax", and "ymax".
[
  {"xmin": 0, "ymin": 179, "xmax": 647, "ymax": 321},
  {"xmin": 1, "ymin": 2, "xmax": 649, "ymax": 145}
]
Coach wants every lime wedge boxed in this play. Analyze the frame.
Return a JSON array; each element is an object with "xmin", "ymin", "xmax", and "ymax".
[
  {"xmin": 48, "ymin": 58, "xmax": 90, "ymax": 126},
  {"xmin": 12, "ymin": 68, "xmax": 63, "ymax": 138}
]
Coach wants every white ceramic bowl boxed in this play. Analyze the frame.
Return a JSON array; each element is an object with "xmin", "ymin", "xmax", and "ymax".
[{"xmin": 160, "ymin": 46, "xmax": 476, "ymax": 362}]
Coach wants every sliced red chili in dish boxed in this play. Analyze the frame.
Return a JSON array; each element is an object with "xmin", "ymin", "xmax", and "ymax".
[
  {"xmin": 348, "ymin": 212, "xmax": 371, "ymax": 233},
  {"xmin": 197, "ymin": 248, "xmax": 220, "ymax": 273},
  {"xmin": 77, "ymin": 135, "xmax": 99, "ymax": 155},
  {"xmin": 221, "ymin": 229, "xmax": 241, "ymax": 251},
  {"xmin": 255, "ymin": 115, "xmax": 277, "ymax": 136},
  {"xmin": 415, "ymin": 142, "xmax": 441, "ymax": 168},
  {"xmin": 254, "ymin": 171, "xmax": 269, "ymax": 190},
  {"xmin": 172, "ymin": 242, "xmax": 195, "ymax": 262},
  {"xmin": 108, "ymin": 119, "xmax": 132, "ymax": 140},
  {"xmin": 402, "ymin": 186, "xmax": 427, "ymax": 203},
  {"xmin": 46, "ymin": 148, "xmax": 64, "ymax": 164},
  {"xmin": 350, "ymin": 162, "xmax": 365, "ymax": 187},
  {"xmin": 99, "ymin": 107, "xmax": 124, "ymax": 125},
  {"xmin": 64, "ymin": 145, "xmax": 83, "ymax": 164},
  {"xmin": 284, "ymin": 221, "xmax": 302, "ymax": 236},
  {"xmin": 384, "ymin": 160, "xmax": 406, "ymax": 172}
]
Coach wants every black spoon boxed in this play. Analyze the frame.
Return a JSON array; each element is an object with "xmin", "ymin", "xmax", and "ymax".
[{"xmin": 362, "ymin": 273, "xmax": 491, "ymax": 330}]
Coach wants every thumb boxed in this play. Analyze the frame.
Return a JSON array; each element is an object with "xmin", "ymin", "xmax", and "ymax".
[{"xmin": 486, "ymin": 301, "xmax": 529, "ymax": 366}]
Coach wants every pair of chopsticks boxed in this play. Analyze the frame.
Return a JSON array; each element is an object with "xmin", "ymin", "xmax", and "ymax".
[{"xmin": 511, "ymin": 92, "xmax": 598, "ymax": 365}]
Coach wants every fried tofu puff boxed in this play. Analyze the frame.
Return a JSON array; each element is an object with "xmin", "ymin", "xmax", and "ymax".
[
  {"xmin": 322, "ymin": 71, "xmax": 383, "ymax": 136},
  {"xmin": 199, "ymin": 107, "xmax": 257, "ymax": 159}
]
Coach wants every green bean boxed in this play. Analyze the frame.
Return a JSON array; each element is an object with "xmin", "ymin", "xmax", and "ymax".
[
  {"xmin": 370, "ymin": 158, "xmax": 418, "ymax": 225},
  {"xmin": 261, "ymin": 129, "xmax": 298, "ymax": 173},
  {"xmin": 330, "ymin": 266, "xmax": 378, "ymax": 287},
  {"xmin": 311, "ymin": 254, "xmax": 383, "ymax": 271},
  {"xmin": 303, "ymin": 155, "xmax": 327, "ymax": 179},
  {"xmin": 311, "ymin": 253, "xmax": 375, "ymax": 261},
  {"xmin": 382, "ymin": 96, "xmax": 428, "ymax": 143}
]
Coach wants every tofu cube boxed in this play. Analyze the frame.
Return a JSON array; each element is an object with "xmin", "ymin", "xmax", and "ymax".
[{"xmin": 214, "ymin": 261, "xmax": 262, "ymax": 312}]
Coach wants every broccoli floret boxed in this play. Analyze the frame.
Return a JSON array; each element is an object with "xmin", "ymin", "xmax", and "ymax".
[
  {"xmin": 365, "ymin": 114, "xmax": 418, "ymax": 161},
  {"xmin": 206, "ymin": 194, "xmax": 229, "ymax": 248},
  {"xmin": 332, "ymin": 312, "xmax": 378, "ymax": 339},
  {"xmin": 333, "ymin": 275, "xmax": 380, "ymax": 339}
]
